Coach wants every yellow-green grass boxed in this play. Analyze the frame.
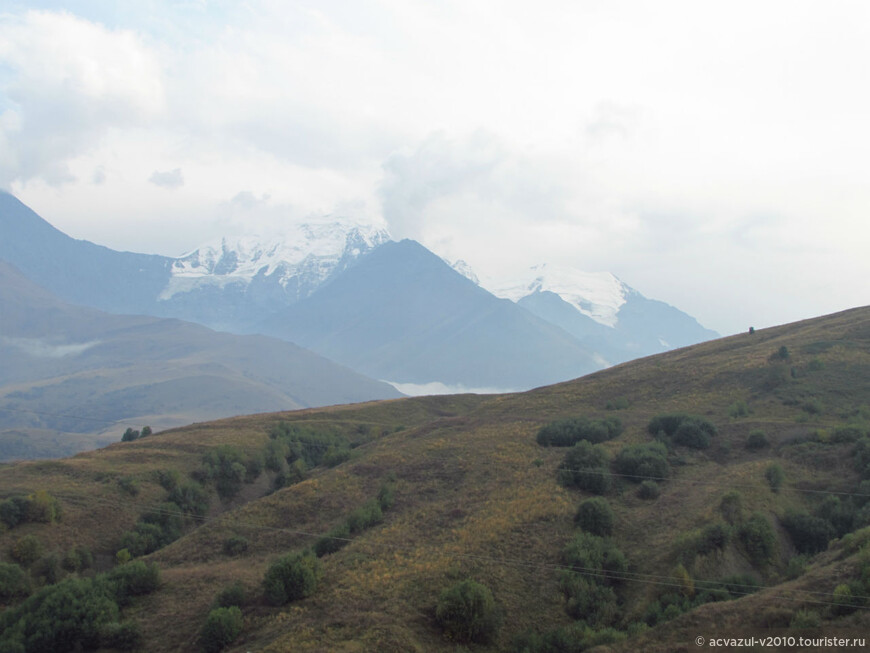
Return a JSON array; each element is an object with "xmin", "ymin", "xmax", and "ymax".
[{"xmin": 0, "ymin": 306, "xmax": 868, "ymax": 651}]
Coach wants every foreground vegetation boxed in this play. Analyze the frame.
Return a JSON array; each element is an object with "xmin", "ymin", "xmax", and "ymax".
[{"xmin": 0, "ymin": 306, "xmax": 868, "ymax": 651}]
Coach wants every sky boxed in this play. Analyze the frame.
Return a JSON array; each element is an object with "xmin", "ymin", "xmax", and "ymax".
[{"xmin": 0, "ymin": 0, "xmax": 868, "ymax": 336}]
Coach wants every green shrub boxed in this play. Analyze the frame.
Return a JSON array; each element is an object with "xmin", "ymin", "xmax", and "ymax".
[
  {"xmin": 0, "ymin": 562, "xmax": 29, "ymax": 601},
  {"xmin": 61, "ymin": 545, "xmax": 94, "ymax": 572},
  {"xmin": 199, "ymin": 446, "xmax": 249, "ymax": 500},
  {"xmin": 9, "ymin": 535, "xmax": 43, "ymax": 566},
  {"xmin": 729, "ymin": 401, "xmax": 750, "ymax": 418},
  {"xmin": 637, "ymin": 480, "xmax": 660, "ymax": 500},
  {"xmin": 648, "ymin": 414, "xmax": 716, "ymax": 449},
  {"xmin": 719, "ymin": 491, "xmax": 744, "ymax": 525},
  {"xmin": 559, "ymin": 573, "xmax": 619, "ymax": 625},
  {"xmin": 765, "ymin": 464, "xmax": 785, "ymax": 492},
  {"xmin": 27, "ymin": 490, "xmax": 61, "ymax": 523},
  {"xmin": 562, "ymin": 532, "xmax": 627, "ymax": 583},
  {"xmin": 537, "ymin": 416, "xmax": 622, "ymax": 447},
  {"xmin": 156, "ymin": 469, "xmax": 181, "ymax": 491},
  {"xmin": 613, "ymin": 442, "xmax": 669, "ymax": 482},
  {"xmin": 697, "ymin": 522, "xmax": 731, "ymax": 554},
  {"xmin": 199, "ymin": 606, "xmax": 243, "ymax": 653},
  {"xmin": 606, "ymin": 397, "xmax": 630, "ymax": 410},
  {"xmin": 168, "ymin": 482, "xmax": 210, "ymax": 517},
  {"xmin": 121, "ymin": 427, "xmax": 140, "ymax": 442},
  {"xmin": 222, "ymin": 536, "xmax": 249, "ymax": 556},
  {"xmin": 435, "ymin": 579, "xmax": 501, "ymax": 644},
  {"xmin": 738, "ymin": 513, "xmax": 777, "ymax": 566},
  {"xmin": 672, "ymin": 418, "xmax": 717, "ymax": 449},
  {"xmin": 832, "ymin": 583, "xmax": 857, "ymax": 616},
  {"xmin": 263, "ymin": 551, "xmax": 320, "ymax": 606},
  {"xmin": 790, "ymin": 609, "xmax": 821, "ymax": 628},
  {"xmin": 770, "ymin": 345, "xmax": 790, "ymax": 361},
  {"xmin": 32, "ymin": 553, "xmax": 61, "ymax": 586},
  {"xmin": 0, "ymin": 577, "xmax": 119, "ymax": 653},
  {"xmin": 314, "ymin": 522, "xmax": 350, "ymax": 558},
  {"xmin": 377, "ymin": 479, "xmax": 397, "ymax": 510},
  {"xmin": 855, "ymin": 437, "xmax": 870, "ymax": 479},
  {"xmin": 106, "ymin": 561, "xmax": 161, "ymax": 606},
  {"xmin": 831, "ymin": 426, "xmax": 865, "ymax": 444},
  {"xmin": 214, "ymin": 581, "xmax": 246, "ymax": 608},
  {"xmin": 574, "ymin": 498, "xmax": 615, "ymax": 536},
  {"xmin": 0, "ymin": 496, "xmax": 29, "ymax": 529},
  {"xmin": 346, "ymin": 499, "xmax": 383, "ymax": 534},
  {"xmin": 118, "ymin": 476, "xmax": 140, "ymax": 496},
  {"xmin": 786, "ymin": 554, "xmax": 808, "ymax": 579},
  {"xmin": 558, "ymin": 441, "xmax": 611, "ymax": 494},
  {"xmin": 745, "ymin": 430, "xmax": 769, "ymax": 450},
  {"xmin": 100, "ymin": 621, "xmax": 142, "ymax": 651},
  {"xmin": 781, "ymin": 511, "xmax": 834, "ymax": 554}
]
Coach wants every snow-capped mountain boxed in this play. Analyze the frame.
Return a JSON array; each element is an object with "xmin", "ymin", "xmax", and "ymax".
[
  {"xmin": 466, "ymin": 262, "xmax": 718, "ymax": 365},
  {"xmin": 483, "ymin": 264, "xmax": 629, "ymax": 328},
  {"xmin": 162, "ymin": 221, "xmax": 391, "ymax": 302},
  {"xmin": 154, "ymin": 221, "xmax": 391, "ymax": 331}
]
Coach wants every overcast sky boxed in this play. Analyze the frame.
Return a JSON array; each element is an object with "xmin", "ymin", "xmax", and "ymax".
[{"xmin": 1, "ymin": 1, "xmax": 868, "ymax": 335}]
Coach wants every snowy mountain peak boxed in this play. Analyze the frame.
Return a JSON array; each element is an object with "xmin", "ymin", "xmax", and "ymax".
[
  {"xmin": 159, "ymin": 221, "xmax": 391, "ymax": 301},
  {"xmin": 483, "ymin": 263, "xmax": 629, "ymax": 328},
  {"xmin": 445, "ymin": 258, "xmax": 480, "ymax": 285}
]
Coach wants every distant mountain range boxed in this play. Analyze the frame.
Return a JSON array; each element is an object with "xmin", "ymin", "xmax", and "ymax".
[
  {"xmin": 0, "ymin": 191, "xmax": 716, "ymax": 394},
  {"xmin": 0, "ymin": 260, "xmax": 401, "ymax": 460}
]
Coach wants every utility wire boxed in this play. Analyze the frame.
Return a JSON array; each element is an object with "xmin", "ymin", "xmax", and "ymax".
[{"xmin": 49, "ymin": 488, "xmax": 870, "ymax": 611}]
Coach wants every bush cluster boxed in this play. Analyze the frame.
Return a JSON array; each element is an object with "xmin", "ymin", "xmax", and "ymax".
[
  {"xmin": 195, "ymin": 445, "xmax": 262, "ymax": 500},
  {"xmin": 737, "ymin": 513, "xmax": 777, "ymax": 566},
  {"xmin": 574, "ymin": 498, "xmax": 615, "ymax": 537},
  {"xmin": 536, "ymin": 416, "xmax": 623, "ymax": 447},
  {"xmin": 0, "ymin": 562, "xmax": 159, "ymax": 652},
  {"xmin": 643, "ymin": 574, "xmax": 759, "ymax": 626},
  {"xmin": 648, "ymin": 414, "xmax": 717, "ymax": 450},
  {"xmin": 557, "ymin": 441, "xmax": 611, "ymax": 494},
  {"xmin": 435, "ymin": 579, "xmax": 501, "ymax": 644},
  {"xmin": 0, "ymin": 490, "xmax": 61, "ymax": 529},
  {"xmin": 314, "ymin": 478, "xmax": 396, "ymax": 557},
  {"xmin": 745, "ymin": 429, "xmax": 769, "ymax": 450},
  {"xmin": 199, "ymin": 606, "xmax": 243, "ymax": 653},
  {"xmin": 559, "ymin": 532, "xmax": 627, "ymax": 626},
  {"xmin": 263, "ymin": 551, "xmax": 320, "ymax": 606},
  {"xmin": 613, "ymin": 442, "xmax": 669, "ymax": 482}
]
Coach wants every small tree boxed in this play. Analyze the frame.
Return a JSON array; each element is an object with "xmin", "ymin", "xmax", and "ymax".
[
  {"xmin": 574, "ymin": 498, "xmax": 615, "ymax": 536},
  {"xmin": 738, "ymin": 513, "xmax": 777, "ymax": 566},
  {"xmin": 435, "ymin": 579, "xmax": 501, "ymax": 644},
  {"xmin": 745, "ymin": 430, "xmax": 769, "ymax": 450},
  {"xmin": 121, "ymin": 428, "xmax": 140, "ymax": 442},
  {"xmin": 199, "ymin": 606, "xmax": 243, "ymax": 653},
  {"xmin": 558, "ymin": 441, "xmax": 611, "ymax": 494},
  {"xmin": 263, "ymin": 552, "xmax": 320, "ymax": 605},
  {"xmin": 765, "ymin": 464, "xmax": 785, "ymax": 493}
]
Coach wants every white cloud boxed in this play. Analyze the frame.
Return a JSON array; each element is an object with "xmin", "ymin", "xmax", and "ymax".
[
  {"xmin": 1, "ymin": 1, "xmax": 868, "ymax": 335},
  {"xmin": 148, "ymin": 168, "xmax": 183, "ymax": 189},
  {"xmin": 0, "ymin": 10, "xmax": 165, "ymax": 186}
]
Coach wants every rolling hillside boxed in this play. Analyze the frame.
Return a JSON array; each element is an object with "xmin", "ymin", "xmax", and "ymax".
[
  {"xmin": 0, "ymin": 305, "xmax": 868, "ymax": 651},
  {"xmin": 0, "ymin": 261, "xmax": 401, "ymax": 460}
]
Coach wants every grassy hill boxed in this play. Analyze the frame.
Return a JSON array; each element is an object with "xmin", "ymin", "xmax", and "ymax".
[{"xmin": 0, "ymin": 306, "xmax": 868, "ymax": 652}]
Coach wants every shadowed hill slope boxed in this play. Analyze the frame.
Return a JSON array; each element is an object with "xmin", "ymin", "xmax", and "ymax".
[{"xmin": 0, "ymin": 306, "xmax": 868, "ymax": 651}]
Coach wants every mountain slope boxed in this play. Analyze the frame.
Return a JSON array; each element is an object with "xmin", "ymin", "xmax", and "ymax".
[
  {"xmin": 488, "ymin": 263, "xmax": 719, "ymax": 365},
  {"xmin": 259, "ymin": 239, "xmax": 604, "ymax": 389},
  {"xmin": 0, "ymin": 305, "xmax": 867, "ymax": 651},
  {"xmin": 0, "ymin": 261, "xmax": 401, "ymax": 459},
  {"xmin": 0, "ymin": 191, "xmax": 172, "ymax": 314}
]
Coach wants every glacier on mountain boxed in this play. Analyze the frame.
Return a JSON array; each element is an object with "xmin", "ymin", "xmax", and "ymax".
[
  {"xmin": 482, "ymin": 264, "xmax": 629, "ymax": 328},
  {"xmin": 159, "ymin": 221, "xmax": 391, "ymax": 302}
]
